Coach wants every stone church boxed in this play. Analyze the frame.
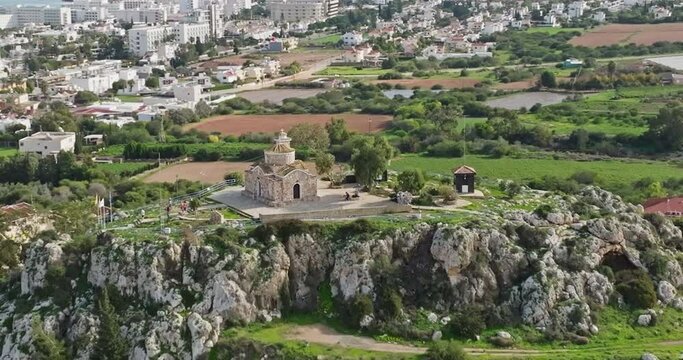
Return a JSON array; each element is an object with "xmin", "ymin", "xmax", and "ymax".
[{"xmin": 243, "ymin": 130, "xmax": 318, "ymax": 207}]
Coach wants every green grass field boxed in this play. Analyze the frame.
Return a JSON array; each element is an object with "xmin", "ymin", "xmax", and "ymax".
[
  {"xmin": 94, "ymin": 162, "xmax": 155, "ymax": 176},
  {"xmin": 520, "ymin": 114, "xmax": 648, "ymax": 136},
  {"xmin": 216, "ymin": 307, "xmax": 683, "ymax": 360},
  {"xmin": 302, "ymin": 33, "xmax": 341, "ymax": 47},
  {"xmin": 391, "ymin": 154, "xmax": 683, "ymax": 188},
  {"xmin": 525, "ymin": 27, "xmax": 584, "ymax": 35},
  {"xmin": 0, "ymin": 148, "xmax": 17, "ymax": 157},
  {"xmin": 115, "ymin": 95, "xmax": 143, "ymax": 103},
  {"xmin": 96, "ymin": 142, "xmax": 268, "ymax": 158}
]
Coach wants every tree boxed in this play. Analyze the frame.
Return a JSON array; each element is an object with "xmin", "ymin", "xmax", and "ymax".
[
  {"xmin": 539, "ymin": 71, "xmax": 557, "ymax": 88},
  {"xmin": 39, "ymin": 80, "xmax": 49, "ymax": 97},
  {"xmin": 502, "ymin": 181, "xmax": 522, "ymax": 199},
  {"xmin": 126, "ymin": 79, "xmax": 135, "ymax": 92},
  {"xmin": 426, "ymin": 341, "xmax": 468, "ymax": 360},
  {"xmin": 314, "ymin": 152, "xmax": 335, "ymax": 177},
  {"xmin": 646, "ymin": 105, "xmax": 683, "ymax": 151},
  {"xmin": 646, "ymin": 181, "xmax": 667, "ymax": 199},
  {"xmin": 74, "ymin": 91, "xmax": 99, "ymax": 105},
  {"xmin": 145, "ymin": 76, "xmax": 159, "ymax": 88},
  {"xmin": 350, "ymin": 135, "xmax": 393, "ymax": 188},
  {"xmin": 288, "ymin": 123, "xmax": 330, "ymax": 151},
  {"xmin": 92, "ymin": 287, "xmax": 128, "ymax": 360},
  {"xmin": 165, "ymin": 108, "xmax": 198, "ymax": 125},
  {"xmin": 32, "ymin": 317, "xmax": 68, "ymax": 360},
  {"xmin": 607, "ymin": 61, "xmax": 617, "ymax": 80},
  {"xmin": 326, "ymin": 118, "xmax": 350, "ymax": 145},
  {"xmin": 381, "ymin": 56, "xmax": 397, "ymax": 69},
  {"xmin": 111, "ymin": 79, "xmax": 127, "ymax": 93},
  {"xmin": 429, "ymin": 105, "xmax": 462, "ymax": 132},
  {"xmin": 194, "ymin": 100, "xmax": 212, "ymax": 119},
  {"xmin": 396, "ymin": 169, "xmax": 425, "ymax": 193}
]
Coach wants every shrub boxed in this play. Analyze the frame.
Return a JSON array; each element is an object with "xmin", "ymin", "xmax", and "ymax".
[
  {"xmin": 238, "ymin": 147, "xmax": 263, "ymax": 161},
  {"xmin": 450, "ymin": 306, "xmax": 486, "ymax": 339},
  {"xmin": 570, "ymin": 171, "xmax": 598, "ymax": 185},
  {"xmin": 349, "ymin": 294, "xmax": 374, "ymax": 327},
  {"xmin": 224, "ymin": 171, "xmax": 244, "ymax": 185},
  {"xmin": 615, "ymin": 269, "xmax": 657, "ymax": 309},
  {"xmin": 378, "ymin": 72, "xmax": 403, "ymax": 80},
  {"xmin": 533, "ymin": 204, "xmax": 554, "ymax": 218},
  {"xmin": 426, "ymin": 141, "xmax": 465, "ymax": 157},
  {"xmin": 396, "ymin": 169, "xmax": 426, "ymax": 194},
  {"xmin": 438, "ymin": 185, "xmax": 457, "ymax": 203},
  {"xmin": 515, "ymin": 224, "xmax": 548, "ymax": 250},
  {"xmin": 193, "ymin": 148, "xmax": 222, "ymax": 161},
  {"xmin": 426, "ymin": 341, "xmax": 468, "ymax": 360}
]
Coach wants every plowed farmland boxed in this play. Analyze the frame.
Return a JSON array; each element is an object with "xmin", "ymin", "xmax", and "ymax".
[{"xmin": 569, "ymin": 23, "xmax": 683, "ymax": 47}]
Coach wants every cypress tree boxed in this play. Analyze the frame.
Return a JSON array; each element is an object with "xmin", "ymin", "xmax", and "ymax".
[{"xmin": 92, "ymin": 287, "xmax": 128, "ymax": 360}]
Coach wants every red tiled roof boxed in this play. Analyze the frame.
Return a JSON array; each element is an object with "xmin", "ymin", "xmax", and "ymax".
[
  {"xmin": 644, "ymin": 196, "xmax": 683, "ymax": 215},
  {"xmin": 453, "ymin": 165, "xmax": 476, "ymax": 174},
  {"xmin": 0, "ymin": 202, "xmax": 34, "ymax": 215}
]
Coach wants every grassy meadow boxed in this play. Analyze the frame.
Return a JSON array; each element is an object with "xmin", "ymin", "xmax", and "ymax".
[
  {"xmin": 0, "ymin": 148, "xmax": 17, "ymax": 158},
  {"xmin": 391, "ymin": 154, "xmax": 683, "ymax": 189}
]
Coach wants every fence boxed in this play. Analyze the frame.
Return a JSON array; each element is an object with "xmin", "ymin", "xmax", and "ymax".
[{"xmin": 259, "ymin": 204, "xmax": 412, "ymax": 223}]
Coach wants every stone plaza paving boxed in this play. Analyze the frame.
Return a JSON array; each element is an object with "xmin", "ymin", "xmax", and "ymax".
[{"xmin": 209, "ymin": 181, "xmax": 396, "ymax": 219}]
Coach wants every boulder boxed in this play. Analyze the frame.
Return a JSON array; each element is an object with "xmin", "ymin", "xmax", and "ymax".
[
  {"xmin": 658, "ymin": 281, "xmax": 677, "ymax": 304},
  {"xmin": 641, "ymin": 353, "xmax": 658, "ymax": 360},
  {"xmin": 432, "ymin": 330, "xmax": 443, "ymax": 341},
  {"xmin": 427, "ymin": 312, "xmax": 438, "ymax": 323},
  {"xmin": 209, "ymin": 211, "xmax": 224, "ymax": 225},
  {"xmin": 637, "ymin": 314, "xmax": 653, "ymax": 327}
]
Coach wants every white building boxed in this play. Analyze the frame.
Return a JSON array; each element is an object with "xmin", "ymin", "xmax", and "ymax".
[
  {"xmin": 268, "ymin": 0, "xmax": 330, "ymax": 22},
  {"xmin": 209, "ymin": 2, "xmax": 222, "ymax": 38},
  {"xmin": 173, "ymin": 83, "xmax": 203, "ymax": 103},
  {"xmin": 650, "ymin": 6, "xmax": 672, "ymax": 19},
  {"xmin": 18, "ymin": 132, "xmax": 76, "ymax": 158},
  {"xmin": 0, "ymin": 118, "xmax": 31, "ymax": 133},
  {"xmin": 0, "ymin": 15, "xmax": 18, "ymax": 29},
  {"xmin": 482, "ymin": 22, "xmax": 504, "ymax": 35},
  {"xmin": 224, "ymin": 0, "xmax": 253, "ymax": 16},
  {"xmin": 342, "ymin": 31, "xmax": 363, "ymax": 47},
  {"xmin": 173, "ymin": 22, "xmax": 210, "ymax": 44},
  {"xmin": 216, "ymin": 66, "xmax": 243, "ymax": 83},
  {"xmin": 13, "ymin": 6, "xmax": 71, "ymax": 26},
  {"xmin": 592, "ymin": 11, "xmax": 606, "ymax": 22},
  {"xmin": 113, "ymin": 8, "xmax": 167, "ymax": 23},
  {"xmin": 568, "ymin": 1, "xmax": 585, "ymax": 18},
  {"xmin": 180, "ymin": 0, "xmax": 199, "ymax": 14},
  {"xmin": 128, "ymin": 25, "xmax": 171, "ymax": 57}
]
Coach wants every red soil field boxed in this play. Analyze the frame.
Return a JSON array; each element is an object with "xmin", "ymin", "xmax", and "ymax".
[
  {"xmin": 372, "ymin": 78, "xmax": 480, "ymax": 89},
  {"xmin": 494, "ymin": 80, "xmax": 535, "ymax": 90},
  {"xmin": 569, "ymin": 23, "xmax": 683, "ymax": 47},
  {"xmin": 186, "ymin": 113, "xmax": 393, "ymax": 135},
  {"xmin": 143, "ymin": 161, "xmax": 252, "ymax": 184}
]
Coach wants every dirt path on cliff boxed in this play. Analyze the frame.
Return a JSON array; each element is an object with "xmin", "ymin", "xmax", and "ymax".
[{"xmin": 285, "ymin": 324, "xmax": 563, "ymax": 357}]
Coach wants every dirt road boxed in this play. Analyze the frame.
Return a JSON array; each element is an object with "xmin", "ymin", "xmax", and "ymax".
[{"xmin": 286, "ymin": 324, "xmax": 557, "ymax": 357}]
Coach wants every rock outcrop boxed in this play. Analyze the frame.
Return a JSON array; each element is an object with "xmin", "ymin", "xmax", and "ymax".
[{"xmin": 2, "ymin": 187, "xmax": 682, "ymax": 359}]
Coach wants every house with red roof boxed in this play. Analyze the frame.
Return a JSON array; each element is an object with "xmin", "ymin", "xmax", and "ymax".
[{"xmin": 643, "ymin": 197, "xmax": 683, "ymax": 217}]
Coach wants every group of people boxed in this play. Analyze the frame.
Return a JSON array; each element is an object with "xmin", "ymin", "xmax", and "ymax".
[
  {"xmin": 343, "ymin": 189, "xmax": 360, "ymax": 201},
  {"xmin": 164, "ymin": 199, "xmax": 193, "ymax": 220}
]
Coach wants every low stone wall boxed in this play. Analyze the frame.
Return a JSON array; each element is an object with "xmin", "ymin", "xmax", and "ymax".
[{"xmin": 259, "ymin": 204, "xmax": 412, "ymax": 223}]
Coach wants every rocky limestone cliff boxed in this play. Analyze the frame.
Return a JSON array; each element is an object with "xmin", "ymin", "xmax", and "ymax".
[{"xmin": 2, "ymin": 187, "xmax": 683, "ymax": 359}]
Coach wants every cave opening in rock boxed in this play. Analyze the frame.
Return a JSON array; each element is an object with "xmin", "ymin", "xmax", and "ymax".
[{"xmin": 600, "ymin": 251, "xmax": 637, "ymax": 273}]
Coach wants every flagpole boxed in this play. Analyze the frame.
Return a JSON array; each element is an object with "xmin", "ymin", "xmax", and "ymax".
[{"xmin": 109, "ymin": 191, "xmax": 113, "ymax": 223}]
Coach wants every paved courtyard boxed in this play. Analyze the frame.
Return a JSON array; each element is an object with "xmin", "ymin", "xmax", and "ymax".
[{"xmin": 209, "ymin": 181, "xmax": 396, "ymax": 219}]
